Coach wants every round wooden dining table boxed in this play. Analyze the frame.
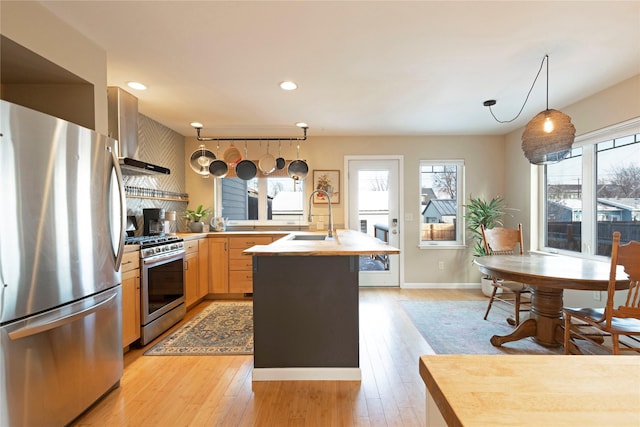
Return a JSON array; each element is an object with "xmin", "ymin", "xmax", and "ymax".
[{"xmin": 474, "ymin": 253, "xmax": 628, "ymax": 347}]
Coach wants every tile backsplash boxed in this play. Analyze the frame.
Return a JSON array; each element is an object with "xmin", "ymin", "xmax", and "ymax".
[{"xmin": 124, "ymin": 114, "xmax": 188, "ymax": 234}]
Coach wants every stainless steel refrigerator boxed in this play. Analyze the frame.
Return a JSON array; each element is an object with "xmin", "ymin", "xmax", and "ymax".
[{"xmin": 0, "ymin": 100, "xmax": 126, "ymax": 426}]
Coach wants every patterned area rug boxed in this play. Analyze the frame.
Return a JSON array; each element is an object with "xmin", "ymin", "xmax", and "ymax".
[
  {"xmin": 400, "ymin": 300, "xmax": 563, "ymax": 355},
  {"xmin": 144, "ymin": 301, "xmax": 253, "ymax": 356}
]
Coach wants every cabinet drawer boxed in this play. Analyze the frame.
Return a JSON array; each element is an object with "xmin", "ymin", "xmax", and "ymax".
[
  {"xmin": 228, "ymin": 236, "xmax": 272, "ymax": 249},
  {"xmin": 229, "ymin": 271, "xmax": 253, "ymax": 293},
  {"xmin": 229, "ymin": 247, "xmax": 256, "ymax": 259},
  {"xmin": 184, "ymin": 239, "xmax": 199, "ymax": 254},
  {"xmin": 229, "ymin": 258, "xmax": 253, "ymax": 271},
  {"xmin": 122, "ymin": 251, "xmax": 140, "ymax": 272}
]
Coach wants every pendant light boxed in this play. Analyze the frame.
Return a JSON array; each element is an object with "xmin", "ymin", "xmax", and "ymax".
[{"xmin": 484, "ymin": 55, "xmax": 575, "ymax": 165}]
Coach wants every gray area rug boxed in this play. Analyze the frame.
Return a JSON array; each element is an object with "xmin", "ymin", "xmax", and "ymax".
[
  {"xmin": 400, "ymin": 300, "xmax": 563, "ymax": 355},
  {"xmin": 144, "ymin": 301, "xmax": 253, "ymax": 356}
]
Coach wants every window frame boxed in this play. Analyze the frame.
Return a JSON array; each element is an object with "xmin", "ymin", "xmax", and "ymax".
[
  {"xmin": 418, "ymin": 159, "xmax": 466, "ymax": 249},
  {"xmin": 538, "ymin": 117, "xmax": 640, "ymax": 259}
]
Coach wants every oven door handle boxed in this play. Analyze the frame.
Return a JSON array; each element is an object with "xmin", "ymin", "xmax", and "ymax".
[{"xmin": 143, "ymin": 251, "xmax": 185, "ymax": 265}]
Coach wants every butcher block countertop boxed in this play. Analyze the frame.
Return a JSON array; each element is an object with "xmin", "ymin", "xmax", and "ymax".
[
  {"xmin": 177, "ymin": 231, "xmax": 289, "ymax": 241},
  {"xmin": 243, "ymin": 229, "xmax": 400, "ymax": 256},
  {"xmin": 419, "ymin": 354, "xmax": 640, "ymax": 427}
]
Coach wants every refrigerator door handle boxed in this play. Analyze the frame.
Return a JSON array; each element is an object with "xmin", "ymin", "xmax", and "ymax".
[
  {"xmin": 109, "ymin": 146, "xmax": 126, "ymax": 271},
  {"xmin": 8, "ymin": 291, "xmax": 118, "ymax": 340}
]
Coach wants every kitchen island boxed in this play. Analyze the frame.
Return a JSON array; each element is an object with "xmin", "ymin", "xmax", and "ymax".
[{"xmin": 244, "ymin": 229, "xmax": 399, "ymax": 381}]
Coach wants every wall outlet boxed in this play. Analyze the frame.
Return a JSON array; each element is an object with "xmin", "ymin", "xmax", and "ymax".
[
  {"xmin": 316, "ymin": 221, "xmax": 325, "ymax": 230},
  {"xmin": 593, "ymin": 291, "xmax": 601, "ymax": 301},
  {"xmin": 438, "ymin": 261, "xmax": 445, "ymax": 270},
  {"xmin": 405, "ymin": 213, "xmax": 414, "ymax": 221}
]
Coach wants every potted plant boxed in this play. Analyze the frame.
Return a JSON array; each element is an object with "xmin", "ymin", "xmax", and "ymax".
[
  {"xmin": 463, "ymin": 195, "xmax": 509, "ymax": 296},
  {"xmin": 184, "ymin": 204, "xmax": 212, "ymax": 233}
]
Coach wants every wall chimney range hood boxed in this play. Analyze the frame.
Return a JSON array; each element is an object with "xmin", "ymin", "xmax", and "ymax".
[{"xmin": 107, "ymin": 87, "xmax": 170, "ymax": 175}]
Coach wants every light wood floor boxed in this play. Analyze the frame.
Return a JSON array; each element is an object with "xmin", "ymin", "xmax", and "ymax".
[{"xmin": 71, "ymin": 288, "xmax": 485, "ymax": 427}]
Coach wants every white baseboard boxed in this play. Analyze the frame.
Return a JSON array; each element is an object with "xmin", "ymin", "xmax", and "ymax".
[
  {"xmin": 252, "ymin": 367, "xmax": 361, "ymax": 381},
  {"xmin": 401, "ymin": 282, "xmax": 481, "ymax": 289}
]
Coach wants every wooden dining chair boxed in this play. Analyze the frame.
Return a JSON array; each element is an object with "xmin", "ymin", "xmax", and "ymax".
[
  {"xmin": 480, "ymin": 223, "xmax": 531, "ymax": 326},
  {"xmin": 563, "ymin": 232, "xmax": 640, "ymax": 355}
]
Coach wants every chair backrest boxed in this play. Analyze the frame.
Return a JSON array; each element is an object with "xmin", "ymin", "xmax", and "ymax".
[
  {"xmin": 480, "ymin": 224, "xmax": 524, "ymax": 256},
  {"xmin": 607, "ymin": 232, "xmax": 640, "ymax": 324}
]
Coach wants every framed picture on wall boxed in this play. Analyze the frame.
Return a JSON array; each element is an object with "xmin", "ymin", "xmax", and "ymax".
[{"xmin": 313, "ymin": 170, "xmax": 340, "ymax": 204}]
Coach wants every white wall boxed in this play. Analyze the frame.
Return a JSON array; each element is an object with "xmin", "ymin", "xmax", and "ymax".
[
  {"xmin": 0, "ymin": 1, "xmax": 108, "ymax": 134},
  {"xmin": 186, "ymin": 134, "xmax": 506, "ymax": 285}
]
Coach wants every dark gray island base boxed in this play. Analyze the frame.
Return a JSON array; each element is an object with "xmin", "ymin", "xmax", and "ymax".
[
  {"xmin": 252, "ymin": 255, "xmax": 360, "ymax": 380},
  {"xmin": 245, "ymin": 230, "xmax": 400, "ymax": 381}
]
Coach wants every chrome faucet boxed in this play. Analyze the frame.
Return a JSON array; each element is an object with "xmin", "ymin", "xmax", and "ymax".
[{"xmin": 307, "ymin": 190, "xmax": 334, "ymax": 238}]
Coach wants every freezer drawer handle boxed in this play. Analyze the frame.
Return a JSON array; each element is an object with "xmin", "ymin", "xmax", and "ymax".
[{"xmin": 8, "ymin": 292, "xmax": 118, "ymax": 340}]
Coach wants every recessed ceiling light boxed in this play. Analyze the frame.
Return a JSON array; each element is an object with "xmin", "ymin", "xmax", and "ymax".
[
  {"xmin": 280, "ymin": 81, "xmax": 297, "ymax": 91},
  {"xmin": 295, "ymin": 122, "xmax": 308, "ymax": 128},
  {"xmin": 127, "ymin": 81, "xmax": 147, "ymax": 91},
  {"xmin": 190, "ymin": 122, "xmax": 203, "ymax": 128}
]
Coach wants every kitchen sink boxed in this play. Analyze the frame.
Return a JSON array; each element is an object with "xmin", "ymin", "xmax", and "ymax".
[{"xmin": 291, "ymin": 234, "xmax": 328, "ymax": 241}]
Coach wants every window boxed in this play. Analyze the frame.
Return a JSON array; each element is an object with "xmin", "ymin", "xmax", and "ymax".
[
  {"xmin": 542, "ymin": 120, "xmax": 640, "ymax": 257},
  {"xmin": 419, "ymin": 160, "xmax": 465, "ymax": 247},
  {"xmin": 219, "ymin": 176, "xmax": 305, "ymax": 226}
]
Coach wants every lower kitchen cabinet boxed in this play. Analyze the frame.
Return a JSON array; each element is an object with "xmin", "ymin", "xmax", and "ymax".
[
  {"xmin": 185, "ymin": 238, "xmax": 210, "ymax": 308},
  {"xmin": 121, "ymin": 250, "xmax": 140, "ymax": 348},
  {"xmin": 184, "ymin": 239, "xmax": 199, "ymax": 308},
  {"xmin": 208, "ymin": 238, "xmax": 228, "ymax": 293},
  {"xmin": 208, "ymin": 235, "xmax": 280, "ymax": 294},
  {"xmin": 198, "ymin": 238, "xmax": 209, "ymax": 298}
]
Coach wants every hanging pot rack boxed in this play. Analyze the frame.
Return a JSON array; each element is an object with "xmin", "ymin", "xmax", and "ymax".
[{"xmin": 193, "ymin": 125, "xmax": 308, "ymax": 143}]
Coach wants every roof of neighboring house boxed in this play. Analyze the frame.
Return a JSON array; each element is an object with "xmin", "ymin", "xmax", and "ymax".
[
  {"xmin": 598, "ymin": 198, "xmax": 640, "ymax": 210},
  {"xmin": 422, "ymin": 199, "xmax": 457, "ymax": 217},
  {"xmin": 548, "ymin": 199, "xmax": 625, "ymax": 212}
]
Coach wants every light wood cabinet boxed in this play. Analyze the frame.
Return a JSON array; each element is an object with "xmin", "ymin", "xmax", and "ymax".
[
  {"xmin": 197, "ymin": 239, "xmax": 209, "ymax": 299},
  {"xmin": 208, "ymin": 235, "xmax": 280, "ymax": 294},
  {"xmin": 228, "ymin": 236, "xmax": 274, "ymax": 294},
  {"xmin": 208, "ymin": 238, "xmax": 228, "ymax": 294},
  {"xmin": 184, "ymin": 239, "xmax": 199, "ymax": 308},
  {"xmin": 121, "ymin": 251, "xmax": 140, "ymax": 349},
  {"xmin": 185, "ymin": 238, "xmax": 210, "ymax": 309}
]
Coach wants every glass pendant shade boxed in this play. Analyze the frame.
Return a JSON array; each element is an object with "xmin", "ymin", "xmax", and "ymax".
[{"xmin": 521, "ymin": 109, "xmax": 575, "ymax": 165}]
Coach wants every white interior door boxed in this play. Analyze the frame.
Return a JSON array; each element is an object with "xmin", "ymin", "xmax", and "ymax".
[{"xmin": 346, "ymin": 157, "xmax": 402, "ymax": 287}]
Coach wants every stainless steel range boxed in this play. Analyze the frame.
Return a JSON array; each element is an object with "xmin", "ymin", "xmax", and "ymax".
[{"xmin": 125, "ymin": 235, "xmax": 186, "ymax": 345}]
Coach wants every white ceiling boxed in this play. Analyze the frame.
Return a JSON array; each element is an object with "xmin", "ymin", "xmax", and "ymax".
[{"xmin": 40, "ymin": 1, "xmax": 640, "ymax": 138}]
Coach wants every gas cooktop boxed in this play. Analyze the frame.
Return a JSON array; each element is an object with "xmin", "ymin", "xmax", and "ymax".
[
  {"xmin": 125, "ymin": 235, "xmax": 185, "ymax": 259},
  {"xmin": 124, "ymin": 235, "xmax": 181, "ymax": 247}
]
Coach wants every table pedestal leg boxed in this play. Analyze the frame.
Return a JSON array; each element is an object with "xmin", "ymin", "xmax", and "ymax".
[
  {"xmin": 490, "ymin": 319, "xmax": 536, "ymax": 346},
  {"xmin": 490, "ymin": 286, "xmax": 564, "ymax": 347},
  {"xmin": 530, "ymin": 286, "xmax": 564, "ymax": 347}
]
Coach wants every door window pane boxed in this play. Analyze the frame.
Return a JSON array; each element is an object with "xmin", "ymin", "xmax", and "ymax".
[{"xmin": 545, "ymin": 147, "xmax": 582, "ymax": 252}]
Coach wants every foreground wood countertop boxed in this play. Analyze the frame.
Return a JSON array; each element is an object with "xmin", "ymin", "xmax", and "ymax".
[
  {"xmin": 419, "ymin": 354, "xmax": 640, "ymax": 426},
  {"xmin": 243, "ymin": 229, "xmax": 400, "ymax": 256}
]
